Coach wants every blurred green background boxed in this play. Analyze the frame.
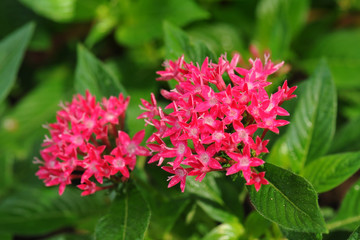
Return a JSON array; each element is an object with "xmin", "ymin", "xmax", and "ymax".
[{"xmin": 0, "ymin": 0, "xmax": 360, "ymax": 239}]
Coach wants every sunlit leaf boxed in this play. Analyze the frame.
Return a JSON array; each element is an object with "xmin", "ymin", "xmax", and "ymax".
[{"xmin": 303, "ymin": 152, "xmax": 360, "ymax": 193}]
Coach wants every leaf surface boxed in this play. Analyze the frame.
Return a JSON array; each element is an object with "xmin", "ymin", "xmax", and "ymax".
[{"xmin": 248, "ymin": 163, "xmax": 327, "ymax": 233}]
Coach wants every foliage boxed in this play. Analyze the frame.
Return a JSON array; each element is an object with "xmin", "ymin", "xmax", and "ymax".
[{"xmin": 1, "ymin": 0, "xmax": 360, "ymax": 239}]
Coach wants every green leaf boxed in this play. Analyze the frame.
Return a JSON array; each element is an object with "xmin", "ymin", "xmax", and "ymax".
[
  {"xmin": 330, "ymin": 116, "xmax": 360, "ymax": 153},
  {"xmin": 0, "ymin": 22, "xmax": 34, "ymax": 103},
  {"xmin": 186, "ymin": 172, "xmax": 223, "ymax": 205},
  {"xmin": 74, "ymin": 44, "xmax": 127, "ymax": 99},
  {"xmin": 303, "ymin": 29, "xmax": 360, "ymax": 89},
  {"xmin": 95, "ymin": 187, "xmax": 150, "ymax": 240},
  {"xmin": 248, "ymin": 163, "xmax": 327, "ymax": 233},
  {"xmin": 328, "ymin": 179, "xmax": 360, "ymax": 231},
  {"xmin": 19, "ymin": 0, "xmax": 76, "ymax": 22},
  {"xmin": 164, "ymin": 21, "xmax": 216, "ymax": 63},
  {"xmin": 196, "ymin": 199, "xmax": 237, "ymax": 223},
  {"xmin": 281, "ymin": 228, "xmax": 322, "ymax": 240},
  {"xmin": 202, "ymin": 221, "xmax": 245, "ymax": 240},
  {"xmin": 348, "ymin": 225, "xmax": 360, "ymax": 240},
  {"xmin": 303, "ymin": 152, "xmax": 360, "ymax": 193},
  {"xmin": 244, "ymin": 211, "xmax": 272, "ymax": 238},
  {"xmin": 280, "ymin": 60, "xmax": 337, "ymax": 172},
  {"xmin": 0, "ymin": 187, "xmax": 106, "ymax": 235},
  {"xmin": 115, "ymin": 0, "xmax": 209, "ymax": 46},
  {"xmin": 255, "ymin": 0, "xmax": 309, "ymax": 59},
  {"xmin": 0, "ymin": 75, "xmax": 66, "ymax": 161}
]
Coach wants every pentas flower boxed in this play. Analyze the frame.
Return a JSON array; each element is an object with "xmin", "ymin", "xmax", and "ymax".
[
  {"xmin": 35, "ymin": 91, "xmax": 150, "ymax": 196},
  {"xmin": 139, "ymin": 52, "xmax": 296, "ymax": 192}
]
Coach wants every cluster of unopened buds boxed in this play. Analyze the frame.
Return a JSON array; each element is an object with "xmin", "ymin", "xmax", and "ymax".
[
  {"xmin": 35, "ymin": 91, "xmax": 150, "ymax": 196},
  {"xmin": 139, "ymin": 53, "xmax": 296, "ymax": 192}
]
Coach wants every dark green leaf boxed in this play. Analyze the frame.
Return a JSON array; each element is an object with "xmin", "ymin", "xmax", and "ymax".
[
  {"xmin": 163, "ymin": 21, "xmax": 216, "ymax": 63},
  {"xmin": 244, "ymin": 211, "xmax": 272, "ymax": 238},
  {"xmin": 255, "ymin": 0, "xmax": 309, "ymax": 58},
  {"xmin": 303, "ymin": 152, "xmax": 360, "ymax": 193},
  {"xmin": 348, "ymin": 225, "xmax": 360, "ymax": 240},
  {"xmin": 0, "ymin": 187, "xmax": 106, "ymax": 235},
  {"xmin": 115, "ymin": 0, "xmax": 209, "ymax": 46},
  {"xmin": 248, "ymin": 163, "xmax": 327, "ymax": 233},
  {"xmin": 330, "ymin": 116, "xmax": 360, "ymax": 153},
  {"xmin": 0, "ymin": 22, "xmax": 34, "ymax": 103},
  {"xmin": 280, "ymin": 60, "xmax": 337, "ymax": 172},
  {"xmin": 281, "ymin": 228, "xmax": 322, "ymax": 240},
  {"xmin": 74, "ymin": 44, "xmax": 127, "ymax": 99},
  {"xmin": 328, "ymin": 179, "xmax": 360, "ymax": 231},
  {"xmin": 95, "ymin": 187, "xmax": 150, "ymax": 240},
  {"xmin": 303, "ymin": 29, "xmax": 360, "ymax": 89}
]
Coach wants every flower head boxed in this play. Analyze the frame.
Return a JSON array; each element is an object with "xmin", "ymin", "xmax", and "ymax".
[
  {"xmin": 140, "ymin": 52, "xmax": 296, "ymax": 192},
  {"xmin": 35, "ymin": 91, "xmax": 150, "ymax": 196}
]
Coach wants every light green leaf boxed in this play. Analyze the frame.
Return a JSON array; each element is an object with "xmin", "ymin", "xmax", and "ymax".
[
  {"xmin": 248, "ymin": 163, "xmax": 327, "ymax": 233},
  {"xmin": 19, "ymin": 0, "xmax": 76, "ymax": 22},
  {"xmin": 255, "ymin": 0, "xmax": 309, "ymax": 59},
  {"xmin": 348, "ymin": 225, "xmax": 360, "ymax": 240},
  {"xmin": 0, "ymin": 188, "xmax": 106, "ymax": 235},
  {"xmin": 0, "ymin": 75, "xmax": 66, "ymax": 160},
  {"xmin": 115, "ymin": 0, "xmax": 209, "ymax": 46},
  {"xmin": 95, "ymin": 187, "xmax": 150, "ymax": 240},
  {"xmin": 0, "ymin": 22, "xmax": 34, "ymax": 103},
  {"xmin": 283, "ymin": 60, "xmax": 337, "ymax": 172},
  {"xmin": 196, "ymin": 200, "xmax": 237, "ymax": 223},
  {"xmin": 74, "ymin": 44, "xmax": 127, "ymax": 99},
  {"xmin": 328, "ymin": 179, "xmax": 360, "ymax": 231},
  {"xmin": 303, "ymin": 29, "xmax": 360, "ymax": 89},
  {"xmin": 303, "ymin": 152, "xmax": 360, "ymax": 193},
  {"xmin": 202, "ymin": 221, "xmax": 245, "ymax": 240}
]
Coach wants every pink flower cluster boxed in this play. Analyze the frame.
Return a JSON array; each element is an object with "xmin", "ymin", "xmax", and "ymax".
[
  {"xmin": 35, "ymin": 91, "xmax": 150, "ymax": 196},
  {"xmin": 139, "ymin": 53, "xmax": 296, "ymax": 192}
]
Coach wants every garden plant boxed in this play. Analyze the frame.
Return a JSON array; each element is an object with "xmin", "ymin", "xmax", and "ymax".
[{"xmin": 1, "ymin": 0, "xmax": 360, "ymax": 240}]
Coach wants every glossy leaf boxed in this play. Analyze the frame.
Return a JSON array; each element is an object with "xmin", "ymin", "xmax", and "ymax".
[
  {"xmin": 0, "ymin": 188, "xmax": 105, "ymax": 235},
  {"xmin": 75, "ymin": 44, "xmax": 127, "ymax": 99},
  {"xmin": 303, "ymin": 152, "xmax": 360, "ymax": 193},
  {"xmin": 0, "ymin": 22, "xmax": 34, "ymax": 103},
  {"xmin": 115, "ymin": 0, "xmax": 209, "ymax": 46},
  {"xmin": 303, "ymin": 29, "xmax": 360, "ymax": 89},
  {"xmin": 348, "ymin": 225, "xmax": 360, "ymax": 240},
  {"xmin": 248, "ymin": 163, "xmax": 327, "ymax": 233},
  {"xmin": 256, "ymin": 0, "xmax": 309, "ymax": 58},
  {"xmin": 328, "ymin": 179, "xmax": 360, "ymax": 231},
  {"xmin": 95, "ymin": 187, "xmax": 150, "ymax": 240},
  {"xmin": 283, "ymin": 60, "xmax": 337, "ymax": 172}
]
